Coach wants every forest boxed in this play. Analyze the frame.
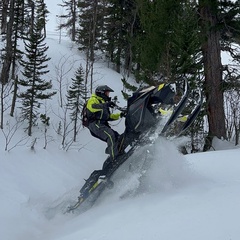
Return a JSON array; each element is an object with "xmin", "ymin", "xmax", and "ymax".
[{"xmin": 0, "ymin": 0, "xmax": 240, "ymax": 152}]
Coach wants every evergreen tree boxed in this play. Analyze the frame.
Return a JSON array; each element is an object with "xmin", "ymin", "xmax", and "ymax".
[
  {"xmin": 35, "ymin": 0, "xmax": 49, "ymax": 38},
  {"xmin": 199, "ymin": 0, "xmax": 240, "ymax": 150},
  {"xmin": 58, "ymin": 0, "xmax": 78, "ymax": 41},
  {"xmin": 199, "ymin": 0, "xmax": 226, "ymax": 150},
  {"xmin": 104, "ymin": 0, "xmax": 140, "ymax": 74},
  {"xmin": 77, "ymin": 0, "xmax": 106, "ymax": 51},
  {"xmin": 11, "ymin": 0, "xmax": 25, "ymax": 77},
  {"xmin": 67, "ymin": 65, "xmax": 87, "ymax": 141},
  {"xmin": 18, "ymin": 16, "xmax": 56, "ymax": 136},
  {"xmin": 77, "ymin": 0, "xmax": 107, "ymax": 92},
  {"xmin": 135, "ymin": 0, "xmax": 201, "ymax": 84},
  {"xmin": 0, "ymin": 0, "xmax": 10, "ymax": 35},
  {"xmin": 135, "ymin": 0, "xmax": 240, "ymax": 150},
  {"xmin": 10, "ymin": 0, "xmax": 25, "ymax": 117},
  {"xmin": 0, "ymin": 0, "xmax": 15, "ymax": 85}
]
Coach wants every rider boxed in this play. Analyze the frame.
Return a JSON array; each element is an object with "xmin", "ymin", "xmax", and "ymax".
[
  {"xmin": 80, "ymin": 83, "xmax": 177, "ymax": 195},
  {"xmin": 86, "ymin": 85, "xmax": 125, "ymax": 163}
]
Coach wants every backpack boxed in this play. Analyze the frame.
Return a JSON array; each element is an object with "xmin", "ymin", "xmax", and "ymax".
[{"xmin": 81, "ymin": 101, "xmax": 89, "ymax": 128}]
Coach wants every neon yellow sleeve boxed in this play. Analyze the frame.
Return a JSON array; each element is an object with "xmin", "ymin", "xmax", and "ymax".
[{"xmin": 87, "ymin": 97, "xmax": 102, "ymax": 113}]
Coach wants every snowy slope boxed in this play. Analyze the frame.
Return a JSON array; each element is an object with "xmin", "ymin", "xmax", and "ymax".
[{"xmin": 1, "ymin": 136, "xmax": 240, "ymax": 240}]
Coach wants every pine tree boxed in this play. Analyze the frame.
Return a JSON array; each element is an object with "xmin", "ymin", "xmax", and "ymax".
[
  {"xmin": 67, "ymin": 65, "xmax": 87, "ymax": 141},
  {"xmin": 104, "ymin": 0, "xmax": 140, "ymax": 74},
  {"xmin": 135, "ymin": 0, "xmax": 240, "ymax": 150},
  {"xmin": 18, "ymin": 12, "xmax": 56, "ymax": 136},
  {"xmin": 57, "ymin": 0, "xmax": 78, "ymax": 41},
  {"xmin": 35, "ymin": 0, "xmax": 49, "ymax": 38},
  {"xmin": 10, "ymin": 0, "xmax": 25, "ymax": 117},
  {"xmin": 77, "ymin": 0, "xmax": 106, "ymax": 92},
  {"xmin": 0, "ymin": 0, "xmax": 15, "ymax": 85},
  {"xmin": 135, "ymin": 0, "xmax": 200, "ymax": 83},
  {"xmin": 0, "ymin": 0, "xmax": 9, "ymax": 34},
  {"xmin": 198, "ymin": 0, "xmax": 240, "ymax": 150}
]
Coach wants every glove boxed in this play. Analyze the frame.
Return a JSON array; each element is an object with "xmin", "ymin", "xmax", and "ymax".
[
  {"xmin": 120, "ymin": 110, "xmax": 127, "ymax": 118},
  {"xmin": 107, "ymin": 101, "xmax": 116, "ymax": 108}
]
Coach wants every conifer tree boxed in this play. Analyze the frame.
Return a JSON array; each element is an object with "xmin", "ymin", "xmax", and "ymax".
[
  {"xmin": 18, "ymin": 10, "xmax": 56, "ymax": 136},
  {"xmin": 9, "ymin": 0, "xmax": 25, "ymax": 117},
  {"xmin": 0, "ymin": 0, "xmax": 15, "ymax": 85},
  {"xmin": 67, "ymin": 65, "xmax": 87, "ymax": 141},
  {"xmin": 135, "ymin": 0, "xmax": 240, "ymax": 150},
  {"xmin": 0, "ymin": 0, "xmax": 10, "ymax": 34},
  {"xmin": 199, "ymin": 0, "xmax": 240, "ymax": 150},
  {"xmin": 58, "ymin": 0, "xmax": 78, "ymax": 41},
  {"xmin": 86, "ymin": 0, "xmax": 139, "ymax": 75},
  {"xmin": 77, "ymin": 0, "xmax": 105, "ymax": 92},
  {"xmin": 35, "ymin": 0, "xmax": 49, "ymax": 38},
  {"xmin": 135, "ymin": 0, "xmax": 200, "ymax": 83}
]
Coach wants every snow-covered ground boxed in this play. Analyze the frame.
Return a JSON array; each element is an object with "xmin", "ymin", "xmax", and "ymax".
[
  {"xmin": 0, "ymin": 1, "xmax": 240, "ymax": 239},
  {"xmin": 1, "ymin": 133, "xmax": 240, "ymax": 240}
]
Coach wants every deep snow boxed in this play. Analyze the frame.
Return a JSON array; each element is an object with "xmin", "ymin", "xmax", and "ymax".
[{"xmin": 1, "ymin": 135, "xmax": 240, "ymax": 240}]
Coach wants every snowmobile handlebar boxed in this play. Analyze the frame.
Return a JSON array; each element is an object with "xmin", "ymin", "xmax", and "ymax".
[
  {"xmin": 114, "ymin": 105, "xmax": 127, "ymax": 114},
  {"xmin": 111, "ymin": 96, "xmax": 127, "ymax": 112}
]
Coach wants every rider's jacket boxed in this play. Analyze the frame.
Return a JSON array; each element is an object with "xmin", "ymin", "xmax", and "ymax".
[{"xmin": 86, "ymin": 94, "xmax": 120, "ymax": 125}]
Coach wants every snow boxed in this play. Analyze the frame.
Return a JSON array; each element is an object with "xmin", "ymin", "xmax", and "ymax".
[
  {"xmin": 1, "ymin": 1, "xmax": 240, "ymax": 239},
  {"xmin": 1, "ymin": 136, "xmax": 240, "ymax": 240}
]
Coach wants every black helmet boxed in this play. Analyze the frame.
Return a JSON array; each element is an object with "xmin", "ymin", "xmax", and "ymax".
[{"xmin": 95, "ymin": 85, "xmax": 114, "ymax": 101}]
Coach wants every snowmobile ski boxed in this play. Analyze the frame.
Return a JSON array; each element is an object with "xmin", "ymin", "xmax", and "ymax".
[
  {"xmin": 160, "ymin": 79, "xmax": 190, "ymax": 134},
  {"xmin": 66, "ymin": 178, "xmax": 109, "ymax": 213},
  {"xmin": 66, "ymin": 148, "xmax": 137, "ymax": 213},
  {"xmin": 176, "ymin": 89, "xmax": 203, "ymax": 136}
]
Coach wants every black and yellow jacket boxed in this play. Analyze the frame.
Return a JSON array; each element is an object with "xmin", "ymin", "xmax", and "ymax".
[{"xmin": 86, "ymin": 94, "xmax": 120, "ymax": 124}]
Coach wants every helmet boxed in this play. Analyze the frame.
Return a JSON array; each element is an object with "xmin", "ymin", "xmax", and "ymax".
[
  {"xmin": 95, "ymin": 85, "xmax": 114, "ymax": 94},
  {"xmin": 95, "ymin": 85, "xmax": 114, "ymax": 101}
]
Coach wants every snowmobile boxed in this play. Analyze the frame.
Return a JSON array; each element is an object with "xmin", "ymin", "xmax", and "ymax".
[{"xmin": 66, "ymin": 79, "xmax": 203, "ymax": 213}]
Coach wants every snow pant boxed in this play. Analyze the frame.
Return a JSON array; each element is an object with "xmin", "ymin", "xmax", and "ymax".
[{"xmin": 88, "ymin": 121, "xmax": 119, "ymax": 161}]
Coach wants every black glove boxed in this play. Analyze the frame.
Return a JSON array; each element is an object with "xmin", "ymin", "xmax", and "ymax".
[
  {"xmin": 107, "ymin": 101, "xmax": 116, "ymax": 108},
  {"xmin": 120, "ymin": 110, "xmax": 127, "ymax": 118}
]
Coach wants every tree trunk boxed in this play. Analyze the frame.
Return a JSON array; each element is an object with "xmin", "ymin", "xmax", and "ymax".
[
  {"xmin": 199, "ymin": 0, "xmax": 226, "ymax": 150},
  {"xmin": 71, "ymin": 0, "xmax": 77, "ymax": 41},
  {"xmin": 0, "ymin": 83, "xmax": 4, "ymax": 129},
  {"xmin": 1, "ymin": 0, "xmax": 10, "ymax": 34},
  {"xmin": 10, "ymin": 75, "xmax": 18, "ymax": 117},
  {"xmin": 1, "ymin": 0, "xmax": 15, "ymax": 85}
]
